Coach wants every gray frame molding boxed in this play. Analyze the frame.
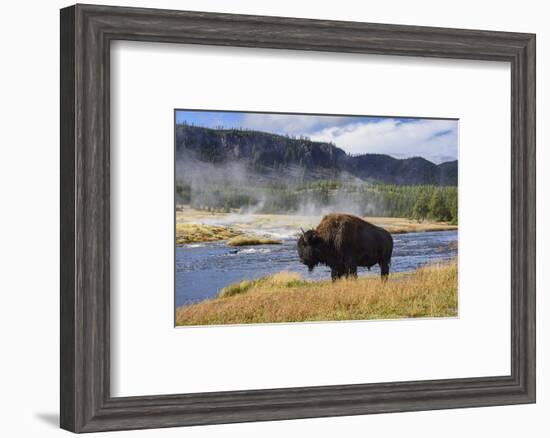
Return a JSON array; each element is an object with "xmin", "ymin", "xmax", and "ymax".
[{"xmin": 60, "ymin": 3, "xmax": 536, "ymax": 433}]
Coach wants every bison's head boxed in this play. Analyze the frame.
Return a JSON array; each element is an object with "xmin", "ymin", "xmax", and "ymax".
[{"xmin": 297, "ymin": 229, "xmax": 324, "ymax": 272}]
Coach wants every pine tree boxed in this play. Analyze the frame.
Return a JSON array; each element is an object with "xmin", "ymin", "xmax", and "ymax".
[{"xmin": 428, "ymin": 189, "xmax": 450, "ymax": 221}]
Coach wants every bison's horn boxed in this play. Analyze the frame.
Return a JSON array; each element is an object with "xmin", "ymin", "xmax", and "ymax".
[{"xmin": 300, "ymin": 228, "xmax": 306, "ymax": 237}]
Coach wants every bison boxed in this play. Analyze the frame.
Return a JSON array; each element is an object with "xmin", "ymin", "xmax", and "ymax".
[{"xmin": 297, "ymin": 213, "xmax": 393, "ymax": 280}]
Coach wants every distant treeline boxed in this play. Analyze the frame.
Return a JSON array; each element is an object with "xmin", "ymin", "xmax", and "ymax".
[{"xmin": 176, "ymin": 180, "xmax": 458, "ymax": 224}]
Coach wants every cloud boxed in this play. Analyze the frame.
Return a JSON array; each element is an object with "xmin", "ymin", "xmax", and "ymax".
[
  {"xmin": 308, "ymin": 118, "xmax": 458, "ymax": 163},
  {"xmin": 240, "ymin": 113, "xmax": 357, "ymax": 136},
  {"xmin": 178, "ymin": 110, "xmax": 458, "ymax": 163}
]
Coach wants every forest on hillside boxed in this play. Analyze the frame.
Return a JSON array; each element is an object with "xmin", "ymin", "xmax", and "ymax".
[{"xmin": 176, "ymin": 123, "xmax": 458, "ymax": 186}]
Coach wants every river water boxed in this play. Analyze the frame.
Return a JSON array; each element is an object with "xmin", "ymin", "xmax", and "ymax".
[{"xmin": 176, "ymin": 230, "xmax": 457, "ymax": 307}]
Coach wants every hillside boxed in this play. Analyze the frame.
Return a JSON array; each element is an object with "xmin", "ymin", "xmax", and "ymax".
[{"xmin": 175, "ymin": 124, "xmax": 458, "ymax": 186}]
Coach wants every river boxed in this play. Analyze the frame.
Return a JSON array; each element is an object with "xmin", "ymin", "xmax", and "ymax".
[{"xmin": 176, "ymin": 230, "xmax": 457, "ymax": 307}]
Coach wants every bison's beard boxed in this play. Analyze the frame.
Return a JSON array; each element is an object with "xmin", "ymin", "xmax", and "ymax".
[
  {"xmin": 297, "ymin": 237, "xmax": 323, "ymax": 273},
  {"xmin": 300, "ymin": 249, "xmax": 320, "ymax": 273}
]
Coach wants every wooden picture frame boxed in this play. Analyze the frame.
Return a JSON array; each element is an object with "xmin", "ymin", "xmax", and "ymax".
[{"xmin": 60, "ymin": 4, "xmax": 536, "ymax": 433}]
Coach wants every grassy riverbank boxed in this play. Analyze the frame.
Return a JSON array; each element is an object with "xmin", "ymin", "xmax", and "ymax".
[
  {"xmin": 175, "ymin": 206, "xmax": 457, "ymax": 244},
  {"xmin": 227, "ymin": 235, "xmax": 282, "ymax": 247},
  {"xmin": 176, "ymin": 259, "xmax": 458, "ymax": 326},
  {"xmin": 175, "ymin": 223, "xmax": 241, "ymax": 245}
]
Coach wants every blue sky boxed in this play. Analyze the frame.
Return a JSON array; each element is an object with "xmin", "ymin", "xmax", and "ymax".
[{"xmin": 176, "ymin": 110, "xmax": 458, "ymax": 163}]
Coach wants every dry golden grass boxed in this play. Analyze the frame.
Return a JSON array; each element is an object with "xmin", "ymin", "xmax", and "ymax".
[
  {"xmin": 372, "ymin": 219, "xmax": 456, "ymax": 234},
  {"xmin": 175, "ymin": 223, "xmax": 241, "ymax": 245},
  {"xmin": 176, "ymin": 260, "xmax": 458, "ymax": 326},
  {"xmin": 227, "ymin": 235, "xmax": 282, "ymax": 247},
  {"xmin": 175, "ymin": 206, "xmax": 457, "ymax": 237}
]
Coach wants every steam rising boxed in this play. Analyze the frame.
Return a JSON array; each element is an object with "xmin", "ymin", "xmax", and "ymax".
[{"xmin": 175, "ymin": 157, "xmax": 381, "ymax": 217}]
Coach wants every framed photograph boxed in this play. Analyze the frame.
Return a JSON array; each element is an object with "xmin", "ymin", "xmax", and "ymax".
[
  {"xmin": 60, "ymin": 4, "xmax": 535, "ymax": 433},
  {"xmin": 174, "ymin": 109, "xmax": 459, "ymax": 326}
]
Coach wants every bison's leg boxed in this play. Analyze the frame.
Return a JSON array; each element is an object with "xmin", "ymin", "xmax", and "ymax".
[
  {"xmin": 346, "ymin": 264, "xmax": 358, "ymax": 279},
  {"xmin": 331, "ymin": 264, "xmax": 346, "ymax": 281},
  {"xmin": 380, "ymin": 261, "xmax": 390, "ymax": 280}
]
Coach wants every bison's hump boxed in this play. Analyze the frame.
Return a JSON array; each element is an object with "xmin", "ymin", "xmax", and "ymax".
[
  {"xmin": 316, "ymin": 212, "xmax": 388, "ymax": 236},
  {"xmin": 318, "ymin": 213, "xmax": 369, "ymax": 228}
]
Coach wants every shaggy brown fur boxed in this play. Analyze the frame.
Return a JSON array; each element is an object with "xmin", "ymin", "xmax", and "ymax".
[{"xmin": 297, "ymin": 213, "xmax": 393, "ymax": 280}]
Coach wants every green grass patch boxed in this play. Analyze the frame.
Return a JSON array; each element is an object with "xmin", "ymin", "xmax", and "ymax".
[{"xmin": 218, "ymin": 272, "xmax": 306, "ymax": 298}]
